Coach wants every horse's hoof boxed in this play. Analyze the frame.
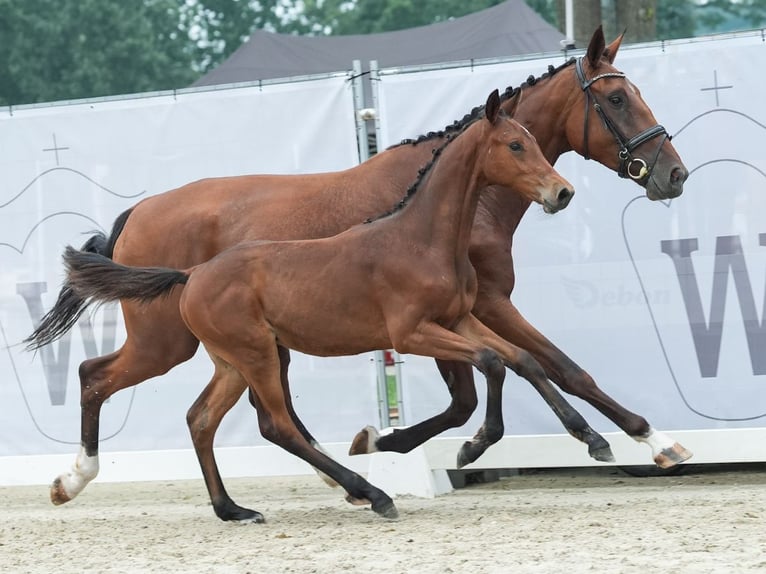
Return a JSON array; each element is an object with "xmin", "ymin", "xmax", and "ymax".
[
  {"xmin": 373, "ymin": 500, "xmax": 399, "ymax": 520},
  {"xmin": 456, "ymin": 440, "xmax": 481, "ymax": 469},
  {"xmin": 50, "ymin": 477, "xmax": 72, "ymax": 505},
  {"xmin": 589, "ymin": 441, "xmax": 616, "ymax": 463},
  {"xmin": 654, "ymin": 443, "xmax": 693, "ymax": 469},
  {"xmin": 349, "ymin": 425, "xmax": 379, "ymax": 455}
]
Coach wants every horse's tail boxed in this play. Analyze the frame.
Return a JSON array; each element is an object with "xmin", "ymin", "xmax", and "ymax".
[
  {"xmin": 62, "ymin": 246, "xmax": 189, "ymax": 311},
  {"xmin": 24, "ymin": 208, "xmax": 134, "ymax": 350}
]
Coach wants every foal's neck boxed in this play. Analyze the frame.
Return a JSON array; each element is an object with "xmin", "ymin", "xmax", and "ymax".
[{"xmin": 396, "ymin": 123, "xmax": 488, "ymax": 261}]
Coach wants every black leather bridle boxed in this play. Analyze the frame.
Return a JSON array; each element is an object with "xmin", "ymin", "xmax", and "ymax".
[{"xmin": 575, "ymin": 57, "xmax": 669, "ymax": 183}]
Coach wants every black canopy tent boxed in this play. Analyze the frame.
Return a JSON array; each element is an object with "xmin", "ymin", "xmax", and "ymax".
[{"xmin": 193, "ymin": 0, "xmax": 564, "ymax": 88}]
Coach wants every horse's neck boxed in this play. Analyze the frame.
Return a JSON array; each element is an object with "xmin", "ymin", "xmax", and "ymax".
[
  {"xmin": 512, "ymin": 70, "xmax": 575, "ymax": 163},
  {"xmin": 399, "ymin": 127, "xmax": 484, "ymax": 260}
]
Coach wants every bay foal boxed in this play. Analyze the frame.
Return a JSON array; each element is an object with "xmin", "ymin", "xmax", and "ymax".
[{"xmin": 62, "ymin": 91, "xmax": 573, "ymax": 521}]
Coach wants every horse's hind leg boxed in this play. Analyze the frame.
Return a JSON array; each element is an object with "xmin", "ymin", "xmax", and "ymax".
[
  {"xmin": 186, "ymin": 357, "xmax": 261, "ymax": 522},
  {"xmin": 350, "ymin": 360, "xmax": 478, "ymax": 456},
  {"xmin": 273, "ymin": 345, "xmax": 339, "ymax": 488},
  {"xmin": 51, "ymin": 301, "xmax": 199, "ymax": 505}
]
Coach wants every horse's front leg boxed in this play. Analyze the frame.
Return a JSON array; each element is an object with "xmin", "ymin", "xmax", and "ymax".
[
  {"xmin": 476, "ymin": 293, "xmax": 691, "ymax": 468},
  {"xmin": 349, "ymin": 359, "xmax": 478, "ymax": 456}
]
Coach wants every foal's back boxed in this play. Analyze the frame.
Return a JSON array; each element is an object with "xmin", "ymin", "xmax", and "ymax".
[{"xmin": 178, "ymin": 92, "xmax": 572, "ymax": 359}]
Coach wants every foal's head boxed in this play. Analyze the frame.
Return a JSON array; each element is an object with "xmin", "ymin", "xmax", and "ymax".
[{"xmin": 480, "ymin": 90, "xmax": 574, "ymax": 214}]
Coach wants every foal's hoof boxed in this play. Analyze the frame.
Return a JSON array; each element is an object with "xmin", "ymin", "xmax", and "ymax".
[
  {"xmin": 50, "ymin": 477, "xmax": 72, "ymax": 505},
  {"xmin": 349, "ymin": 426, "xmax": 379, "ymax": 455},
  {"xmin": 216, "ymin": 503, "xmax": 266, "ymax": 524},
  {"xmin": 654, "ymin": 443, "xmax": 693, "ymax": 469}
]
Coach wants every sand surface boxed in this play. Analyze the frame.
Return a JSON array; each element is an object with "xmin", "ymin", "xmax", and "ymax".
[{"xmin": 1, "ymin": 464, "xmax": 765, "ymax": 573}]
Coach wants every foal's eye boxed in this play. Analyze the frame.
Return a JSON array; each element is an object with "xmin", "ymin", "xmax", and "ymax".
[
  {"xmin": 608, "ymin": 94, "xmax": 624, "ymax": 106},
  {"xmin": 509, "ymin": 141, "xmax": 523, "ymax": 152}
]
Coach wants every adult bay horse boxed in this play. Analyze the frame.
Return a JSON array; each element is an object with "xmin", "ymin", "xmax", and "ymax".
[
  {"xmin": 26, "ymin": 27, "xmax": 690, "ymax": 520},
  {"xmin": 61, "ymin": 91, "xmax": 574, "ymax": 521}
]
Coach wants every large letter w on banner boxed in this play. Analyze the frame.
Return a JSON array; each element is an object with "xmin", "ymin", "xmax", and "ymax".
[
  {"xmin": 17, "ymin": 282, "xmax": 118, "ymax": 406},
  {"xmin": 661, "ymin": 234, "xmax": 766, "ymax": 378}
]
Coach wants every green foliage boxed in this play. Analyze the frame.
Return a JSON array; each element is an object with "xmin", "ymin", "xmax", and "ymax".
[
  {"xmin": 657, "ymin": 0, "xmax": 697, "ymax": 39},
  {"xmin": 328, "ymin": 0, "xmax": 504, "ymax": 35},
  {"xmin": 0, "ymin": 0, "xmax": 197, "ymax": 105},
  {"xmin": 2, "ymin": 0, "xmax": 762, "ymax": 107}
]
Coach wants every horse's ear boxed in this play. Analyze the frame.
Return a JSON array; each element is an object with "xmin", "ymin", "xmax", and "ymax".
[
  {"xmin": 603, "ymin": 29, "xmax": 626, "ymax": 64},
  {"xmin": 485, "ymin": 89, "xmax": 501, "ymax": 124},
  {"xmin": 585, "ymin": 25, "xmax": 606, "ymax": 69},
  {"xmin": 499, "ymin": 88, "xmax": 520, "ymax": 118}
]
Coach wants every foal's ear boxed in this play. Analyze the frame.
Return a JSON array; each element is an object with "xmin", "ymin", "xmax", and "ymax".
[
  {"xmin": 603, "ymin": 29, "xmax": 626, "ymax": 64},
  {"xmin": 485, "ymin": 89, "xmax": 501, "ymax": 124},
  {"xmin": 586, "ymin": 25, "xmax": 606, "ymax": 69}
]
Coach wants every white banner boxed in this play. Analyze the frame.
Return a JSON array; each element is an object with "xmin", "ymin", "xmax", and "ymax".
[
  {"xmin": 0, "ymin": 75, "xmax": 380, "ymax": 458},
  {"xmin": 376, "ymin": 32, "xmax": 766, "ymax": 438}
]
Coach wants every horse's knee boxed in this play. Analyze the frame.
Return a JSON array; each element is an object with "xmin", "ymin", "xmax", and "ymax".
[
  {"xmin": 509, "ymin": 349, "xmax": 546, "ymax": 381},
  {"xmin": 476, "ymin": 349, "xmax": 505, "ymax": 382},
  {"xmin": 186, "ymin": 401, "xmax": 209, "ymax": 443}
]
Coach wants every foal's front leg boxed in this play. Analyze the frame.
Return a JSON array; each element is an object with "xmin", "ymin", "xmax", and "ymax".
[{"xmin": 352, "ymin": 320, "xmax": 509, "ymax": 466}]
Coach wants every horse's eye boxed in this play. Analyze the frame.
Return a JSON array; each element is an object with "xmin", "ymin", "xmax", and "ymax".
[
  {"xmin": 608, "ymin": 94, "xmax": 624, "ymax": 106},
  {"xmin": 509, "ymin": 141, "xmax": 523, "ymax": 152}
]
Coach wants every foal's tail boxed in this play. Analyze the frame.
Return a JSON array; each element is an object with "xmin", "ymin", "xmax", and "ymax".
[
  {"xmin": 62, "ymin": 246, "xmax": 189, "ymax": 311},
  {"xmin": 24, "ymin": 208, "xmax": 140, "ymax": 350}
]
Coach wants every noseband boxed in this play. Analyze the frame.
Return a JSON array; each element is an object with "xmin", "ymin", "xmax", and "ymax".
[{"xmin": 575, "ymin": 57, "xmax": 669, "ymax": 182}]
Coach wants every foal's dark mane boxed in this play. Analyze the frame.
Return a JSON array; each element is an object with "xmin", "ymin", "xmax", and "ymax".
[{"xmin": 364, "ymin": 57, "xmax": 576, "ymax": 224}]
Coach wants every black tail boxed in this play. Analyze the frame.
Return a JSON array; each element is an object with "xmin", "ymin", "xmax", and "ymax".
[
  {"xmin": 24, "ymin": 208, "xmax": 135, "ymax": 350},
  {"xmin": 62, "ymin": 246, "xmax": 188, "ymax": 308}
]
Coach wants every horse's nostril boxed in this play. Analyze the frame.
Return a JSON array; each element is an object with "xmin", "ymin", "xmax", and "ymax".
[
  {"xmin": 670, "ymin": 166, "xmax": 688, "ymax": 185},
  {"xmin": 558, "ymin": 188, "xmax": 573, "ymax": 203}
]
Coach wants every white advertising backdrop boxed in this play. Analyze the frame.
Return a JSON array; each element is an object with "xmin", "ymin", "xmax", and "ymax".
[
  {"xmin": 0, "ymin": 74, "xmax": 381, "ymax": 474},
  {"xmin": 375, "ymin": 32, "xmax": 766, "ymax": 451},
  {"xmin": 3, "ymin": 32, "xmax": 766, "ymax": 487}
]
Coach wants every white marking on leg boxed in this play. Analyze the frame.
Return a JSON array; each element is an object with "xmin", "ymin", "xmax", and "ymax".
[
  {"xmin": 310, "ymin": 440, "xmax": 340, "ymax": 488},
  {"xmin": 364, "ymin": 425, "xmax": 381, "ymax": 453},
  {"xmin": 633, "ymin": 427, "xmax": 675, "ymax": 458},
  {"xmin": 52, "ymin": 446, "xmax": 99, "ymax": 502}
]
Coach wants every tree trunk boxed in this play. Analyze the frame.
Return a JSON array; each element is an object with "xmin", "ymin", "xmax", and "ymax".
[
  {"xmin": 614, "ymin": 0, "xmax": 657, "ymax": 43},
  {"xmin": 557, "ymin": 0, "xmax": 602, "ymax": 49}
]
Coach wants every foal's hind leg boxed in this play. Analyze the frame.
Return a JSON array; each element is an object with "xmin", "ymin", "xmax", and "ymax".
[
  {"xmin": 51, "ymin": 300, "xmax": 199, "ymax": 505},
  {"xmin": 205, "ymin": 338, "xmax": 398, "ymax": 520},
  {"xmin": 186, "ymin": 357, "xmax": 261, "ymax": 522}
]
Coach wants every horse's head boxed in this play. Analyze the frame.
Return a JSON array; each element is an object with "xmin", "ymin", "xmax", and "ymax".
[
  {"xmin": 482, "ymin": 90, "xmax": 574, "ymax": 214},
  {"xmin": 562, "ymin": 26, "xmax": 688, "ymax": 200}
]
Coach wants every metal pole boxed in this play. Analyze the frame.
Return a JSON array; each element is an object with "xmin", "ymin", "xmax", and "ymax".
[{"xmin": 351, "ymin": 60, "xmax": 370, "ymax": 162}]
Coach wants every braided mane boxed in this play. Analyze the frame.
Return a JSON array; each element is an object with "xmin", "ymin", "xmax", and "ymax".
[
  {"xmin": 364, "ymin": 58, "xmax": 577, "ymax": 225},
  {"xmin": 365, "ymin": 132, "xmax": 457, "ymax": 224},
  {"xmin": 387, "ymin": 57, "xmax": 576, "ymax": 150}
]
